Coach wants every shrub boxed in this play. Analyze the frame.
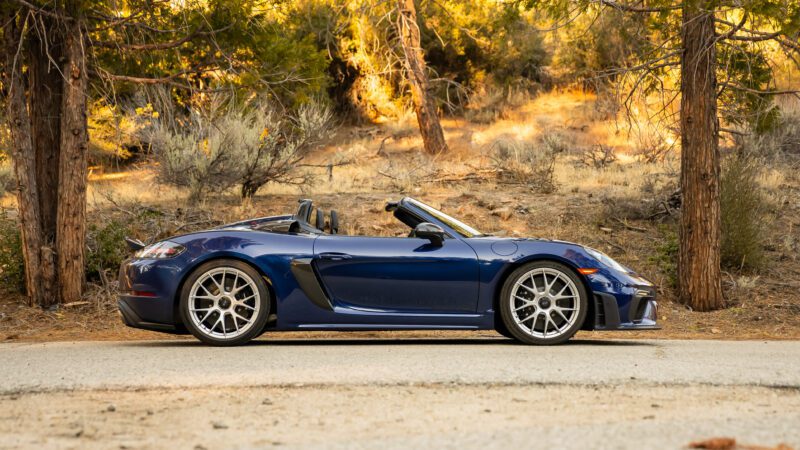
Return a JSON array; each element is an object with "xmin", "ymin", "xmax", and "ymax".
[
  {"xmin": 489, "ymin": 137, "xmax": 558, "ymax": 194},
  {"xmin": 86, "ymin": 219, "xmax": 131, "ymax": 282},
  {"xmin": 581, "ymin": 144, "xmax": 616, "ymax": 169},
  {"xmin": 720, "ymin": 153, "xmax": 765, "ymax": 270},
  {"xmin": 0, "ymin": 213, "xmax": 24, "ymax": 293},
  {"xmin": 0, "ymin": 160, "xmax": 13, "ymax": 198},
  {"xmin": 649, "ymin": 225, "xmax": 678, "ymax": 288},
  {"xmin": 148, "ymin": 99, "xmax": 333, "ymax": 203}
]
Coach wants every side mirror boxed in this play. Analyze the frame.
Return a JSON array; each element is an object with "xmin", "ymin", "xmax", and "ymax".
[{"xmin": 414, "ymin": 222, "xmax": 445, "ymax": 247}]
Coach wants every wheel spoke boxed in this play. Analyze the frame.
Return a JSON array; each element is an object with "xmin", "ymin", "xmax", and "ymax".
[
  {"xmin": 508, "ymin": 267, "xmax": 585, "ymax": 340},
  {"xmin": 514, "ymin": 302, "xmax": 534, "ymax": 312},
  {"xmin": 231, "ymin": 313, "xmax": 240, "ymax": 332},
  {"xmin": 212, "ymin": 273, "xmax": 224, "ymax": 292},
  {"xmin": 517, "ymin": 308, "xmax": 537, "ymax": 323},
  {"xmin": 544, "ymin": 273, "xmax": 558, "ymax": 295},
  {"xmin": 528, "ymin": 273, "xmax": 540, "ymax": 294},
  {"xmin": 519, "ymin": 283, "xmax": 538, "ymax": 296},
  {"xmin": 198, "ymin": 308, "xmax": 215, "ymax": 324},
  {"xmin": 236, "ymin": 293, "xmax": 256, "ymax": 303},
  {"xmin": 542, "ymin": 314, "xmax": 549, "ymax": 337},
  {"xmin": 200, "ymin": 283, "xmax": 215, "ymax": 296},
  {"xmin": 529, "ymin": 312, "xmax": 540, "ymax": 333},
  {"xmin": 553, "ymin": 308, "xmax": 570, "ymax": 323},
  {"xmin": 236, "ymin": 303, "xmax": 256, "ymax": 311},
  {"xmin": 188, "ymin": 267, "xmax": 264, "ymax": 340},
  {"xmin": 232, "ymin": 311, "xmax": 250, "ymax": 324},
  {"xmin": 231, "ymin": 271, "xmax": 240, "ymax": 292}
]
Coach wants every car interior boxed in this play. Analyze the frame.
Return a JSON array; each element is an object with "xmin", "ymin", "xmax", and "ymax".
[{"xmin": 252, "ymin": 198, "xmax": 430, "ymax": 238}]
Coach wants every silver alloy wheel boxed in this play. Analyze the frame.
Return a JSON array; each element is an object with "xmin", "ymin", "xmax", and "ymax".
[
  {"xmin": 188, "ymin": 267, "xmax": 261, "ymax": 340},
  {"xmin": 509, "ymin": 267, "xmax": 580, "ymax": 339}
]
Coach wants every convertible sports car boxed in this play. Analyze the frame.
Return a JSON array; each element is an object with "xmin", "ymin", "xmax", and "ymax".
[{"xmin": 118, "ymin": 197, "xmax": 658, "ymax": 346}]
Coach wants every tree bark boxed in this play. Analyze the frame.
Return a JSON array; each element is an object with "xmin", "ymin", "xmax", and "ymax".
[
  {"xmin": 55, "ymin": 17, "xmax": 88, "ymax": 303},
  {"xmin": 28, "ymin": 15, "xmax": 64, "ymax": 246},
  {"xmin": 396, "ymin": 0, "xmax": 448, "ymax": 154},
  {"xmin": 2, "ymin": 11, "xmax": 47, "ymax": 306},
  {"xmin": 28, "ymin": 16, "xmax": 64, "ymax": 306},
  {"xmin": 678, "ymin": 0, "xmax": 724, "ymax": 311}
]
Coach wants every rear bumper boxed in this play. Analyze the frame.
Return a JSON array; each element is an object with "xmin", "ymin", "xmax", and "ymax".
[
  {"xmin": 591, "ymin": 290, "xmax": 660, "ymax": 331},
  {"xmin": 118, "ymin": 297, "xmax": 186, "ymax": 334}
]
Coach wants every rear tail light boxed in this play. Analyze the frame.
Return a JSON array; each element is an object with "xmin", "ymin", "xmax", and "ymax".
[{"xmin": 134, "ymin": 241, "xmax": 186, "ymax": 259}]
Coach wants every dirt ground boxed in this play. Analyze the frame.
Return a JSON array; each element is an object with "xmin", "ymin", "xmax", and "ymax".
[
  {"xmin": 1, "ymin": 291, "xmax": 799, "ymax": 342},
  {"xmin": 1, "ymin": 384, "xmax": 797, "ymax": 449},
  {"xmin": 1, "ymin": 91, "xmax": 798, "ymax": 343}
]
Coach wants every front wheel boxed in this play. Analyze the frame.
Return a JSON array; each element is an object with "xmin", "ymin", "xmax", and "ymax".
[
  {"xmin": 499, "ymin": 261, "xmax": 588, "ymax": 345},
  {"xmin": 179, "ymin": 259, "xmax": 270, "ymax": 346}
]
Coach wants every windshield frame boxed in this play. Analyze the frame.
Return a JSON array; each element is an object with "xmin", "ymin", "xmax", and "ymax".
[{"xmin": 405, "ymin": 198, "xmax": 484, "ymax": 238}]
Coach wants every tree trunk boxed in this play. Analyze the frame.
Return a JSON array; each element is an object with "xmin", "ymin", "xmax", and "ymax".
[
  {"xmin": 55, "ymin": 17, "xmax": 89, "ymax": 303},
  {"xmin": 396, "ymin": 0, "xmax": 448, "ymax": 154},
  {"xmin": 28, "ymin": 15, "xmax": 64, "ymax": 305},
  {"xmin": 678, "ymin": 0, "xmax": 724, "ymax": 311},
  {"xmin": 2, "ymin": 11, "xmax": 48, "ymax": 307}
]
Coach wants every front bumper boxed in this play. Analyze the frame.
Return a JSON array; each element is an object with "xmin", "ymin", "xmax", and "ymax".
[{"xmin": 591, "ymin": 289, "xmax": 660, "ymax": 331}]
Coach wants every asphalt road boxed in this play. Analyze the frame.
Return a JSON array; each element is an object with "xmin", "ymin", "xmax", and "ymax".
[
  {"xmin": 1, "ymin": 338, "xmax": 799, "ymax": 449},
  {"xmin": 1, "ymin": 338, "xmax": 798, "ymax": 392}
]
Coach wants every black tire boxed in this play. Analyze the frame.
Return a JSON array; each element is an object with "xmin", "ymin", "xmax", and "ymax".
[
  {"xmin": 494, "ymin": 320, "xmax": 516, "ymax": 339},
  {"xmin": 499, "ymin": 261, "xmax": 588, "ymax": 345},
  {"xmin": 179, "ymin": 259, "xmax": 270, "ymax": 346}
]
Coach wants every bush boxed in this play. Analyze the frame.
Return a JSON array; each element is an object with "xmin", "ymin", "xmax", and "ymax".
[
  {"xmin": 0, "ymin": 213, "xmax": 25, "ymax": 293},
  {"xmin": 86, "ymin": 219, "xmax": 131, "ymax": 282},
  {"xmin": 489, "ymin": 137, "xmax": 559, "ymax": 194},
  {"xmin": 649, "ymin": 225, "xmax": 678, "ymax": 288},
  {"xmin": 148, "ymin": 99, "xmax": 333, "ymax": 202},
  {"xmin": 0, "ymin": 161, "xmax": 13, "ymax": 198},
  {"xmin": 581, "ymin": 144, "xmax": 616, "ymax": 169},
  {"xmin": 720, "ymin": 153, "xmax": 765, "ymax": 270}
]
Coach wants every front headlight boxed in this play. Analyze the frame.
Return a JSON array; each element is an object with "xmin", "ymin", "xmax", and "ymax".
[
  {"xmin": 134, "ymin": 241, "xmax": 186, "ymax": 259},
  {"xmin": 584, "ymin": 247, "xmax": 630, "ymax": 273}
]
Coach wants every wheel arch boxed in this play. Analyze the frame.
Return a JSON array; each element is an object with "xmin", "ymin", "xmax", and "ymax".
[
  {"xmin": 492, "ymin": 255, "xmax": 595, "ymax": 331},
  {"xmin": 172, "ymin": 253, "xmax": 278, "ymax": 329}
]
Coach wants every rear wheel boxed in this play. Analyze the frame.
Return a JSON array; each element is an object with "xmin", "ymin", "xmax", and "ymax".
[
  {"xmin": 179, "ymin": 259, "xmax": 270, "ymax": 346},
  {"xmin": 499, "ymin": 261, "xmax": 588, "ymax": 345}
]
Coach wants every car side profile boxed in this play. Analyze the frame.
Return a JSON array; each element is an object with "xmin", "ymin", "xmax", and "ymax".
[{"xmin": 118, "ymin": 197, "xmax": 658, "ymax": 346}]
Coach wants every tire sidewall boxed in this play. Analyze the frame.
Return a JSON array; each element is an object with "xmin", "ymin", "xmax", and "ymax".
[
  {"xmin": 499, "ymin": 261, "xmax": 589, "ymax": 345},
  {"xmin": 179, "ymin": 259, "xmax": 270, "ymax": 346}
]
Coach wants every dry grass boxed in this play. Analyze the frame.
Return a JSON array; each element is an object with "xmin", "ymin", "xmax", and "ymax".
[{"xmin": 1, "ymin": 90, "xmax": 799, "ymax": 342}]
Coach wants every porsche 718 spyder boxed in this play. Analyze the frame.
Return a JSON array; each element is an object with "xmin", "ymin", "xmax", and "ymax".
[{"xmin": 118, "ymin": 197, "xmax": 658, "ymax": 345}]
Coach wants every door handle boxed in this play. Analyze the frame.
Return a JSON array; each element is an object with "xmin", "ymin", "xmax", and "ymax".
[{"xmin": 318, "ymin": 252, "xmax": 352, "ymax": 261}]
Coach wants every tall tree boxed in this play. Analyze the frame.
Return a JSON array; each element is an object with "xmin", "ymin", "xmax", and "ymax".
[
  {"xmin": 2, "ymin": 0, "xmax": 323, "ymax": 307},
  {"xmin": 678, "ymin": 0, "xmax": 723, "ymax": 310},
  {"xmin": 396, "ymin": 0, "xmax": 449, "ymax": 154},
  {"xmin": 524, "ymin": 0, "xmax": 800, "ymax": 311}
]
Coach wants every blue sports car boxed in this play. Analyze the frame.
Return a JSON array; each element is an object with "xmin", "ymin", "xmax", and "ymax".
[{"xmin": 118, "ymin": 197, "xmax": 658, "ymax": 345}]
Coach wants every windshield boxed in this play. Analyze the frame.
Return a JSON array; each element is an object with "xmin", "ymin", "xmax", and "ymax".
[{"xmin": 407, "ymin": 198, "xmax": 484, "ymax": 238}]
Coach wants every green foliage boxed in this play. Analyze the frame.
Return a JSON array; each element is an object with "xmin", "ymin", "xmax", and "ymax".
[
  {"xmin": 86, "ymin": 219, "xmax": 131, "ymax": 281},
  {"xmin": 92, "ymin": 0, "xmax": 330, "ymax": 107},
  {"xmin": 720, "ymin": 153, "xmax": 766, "ymax": 270},
  {"xmin": 420, "ymin": 2, "xmax": 550, "ymax": 92},
  {"xmin": 554, "ymin": 9, "xmax": 648, "ymax": 85},
  {"xmin": 717, "ymin": 46, "xmax": 780, "ymax": 133},
  {"xmin": 0, "ymin": 157, "xmax": 12, "ymax": 198},
  {"xmin": 0, "ymin": 214, "xmax": 24, "ymax": 293},
  {"xmin": 650, "ymin": 225, "xmax": 678, "ymax": 288}
]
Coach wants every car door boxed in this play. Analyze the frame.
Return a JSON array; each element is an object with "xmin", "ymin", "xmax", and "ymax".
[{"xmin": 313, "ymin": 235, "xmax": 480, "ymax": 313}]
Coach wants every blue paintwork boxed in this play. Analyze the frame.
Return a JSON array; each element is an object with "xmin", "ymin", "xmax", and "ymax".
[{"xmin": 118, "ymin": 197, "xmax": 658, "ymax": 333}]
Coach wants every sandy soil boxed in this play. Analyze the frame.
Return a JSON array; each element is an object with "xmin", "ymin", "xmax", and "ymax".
[{"xmin": 1, "ymin": 384, "xmax": 797, "ymax": 449}]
